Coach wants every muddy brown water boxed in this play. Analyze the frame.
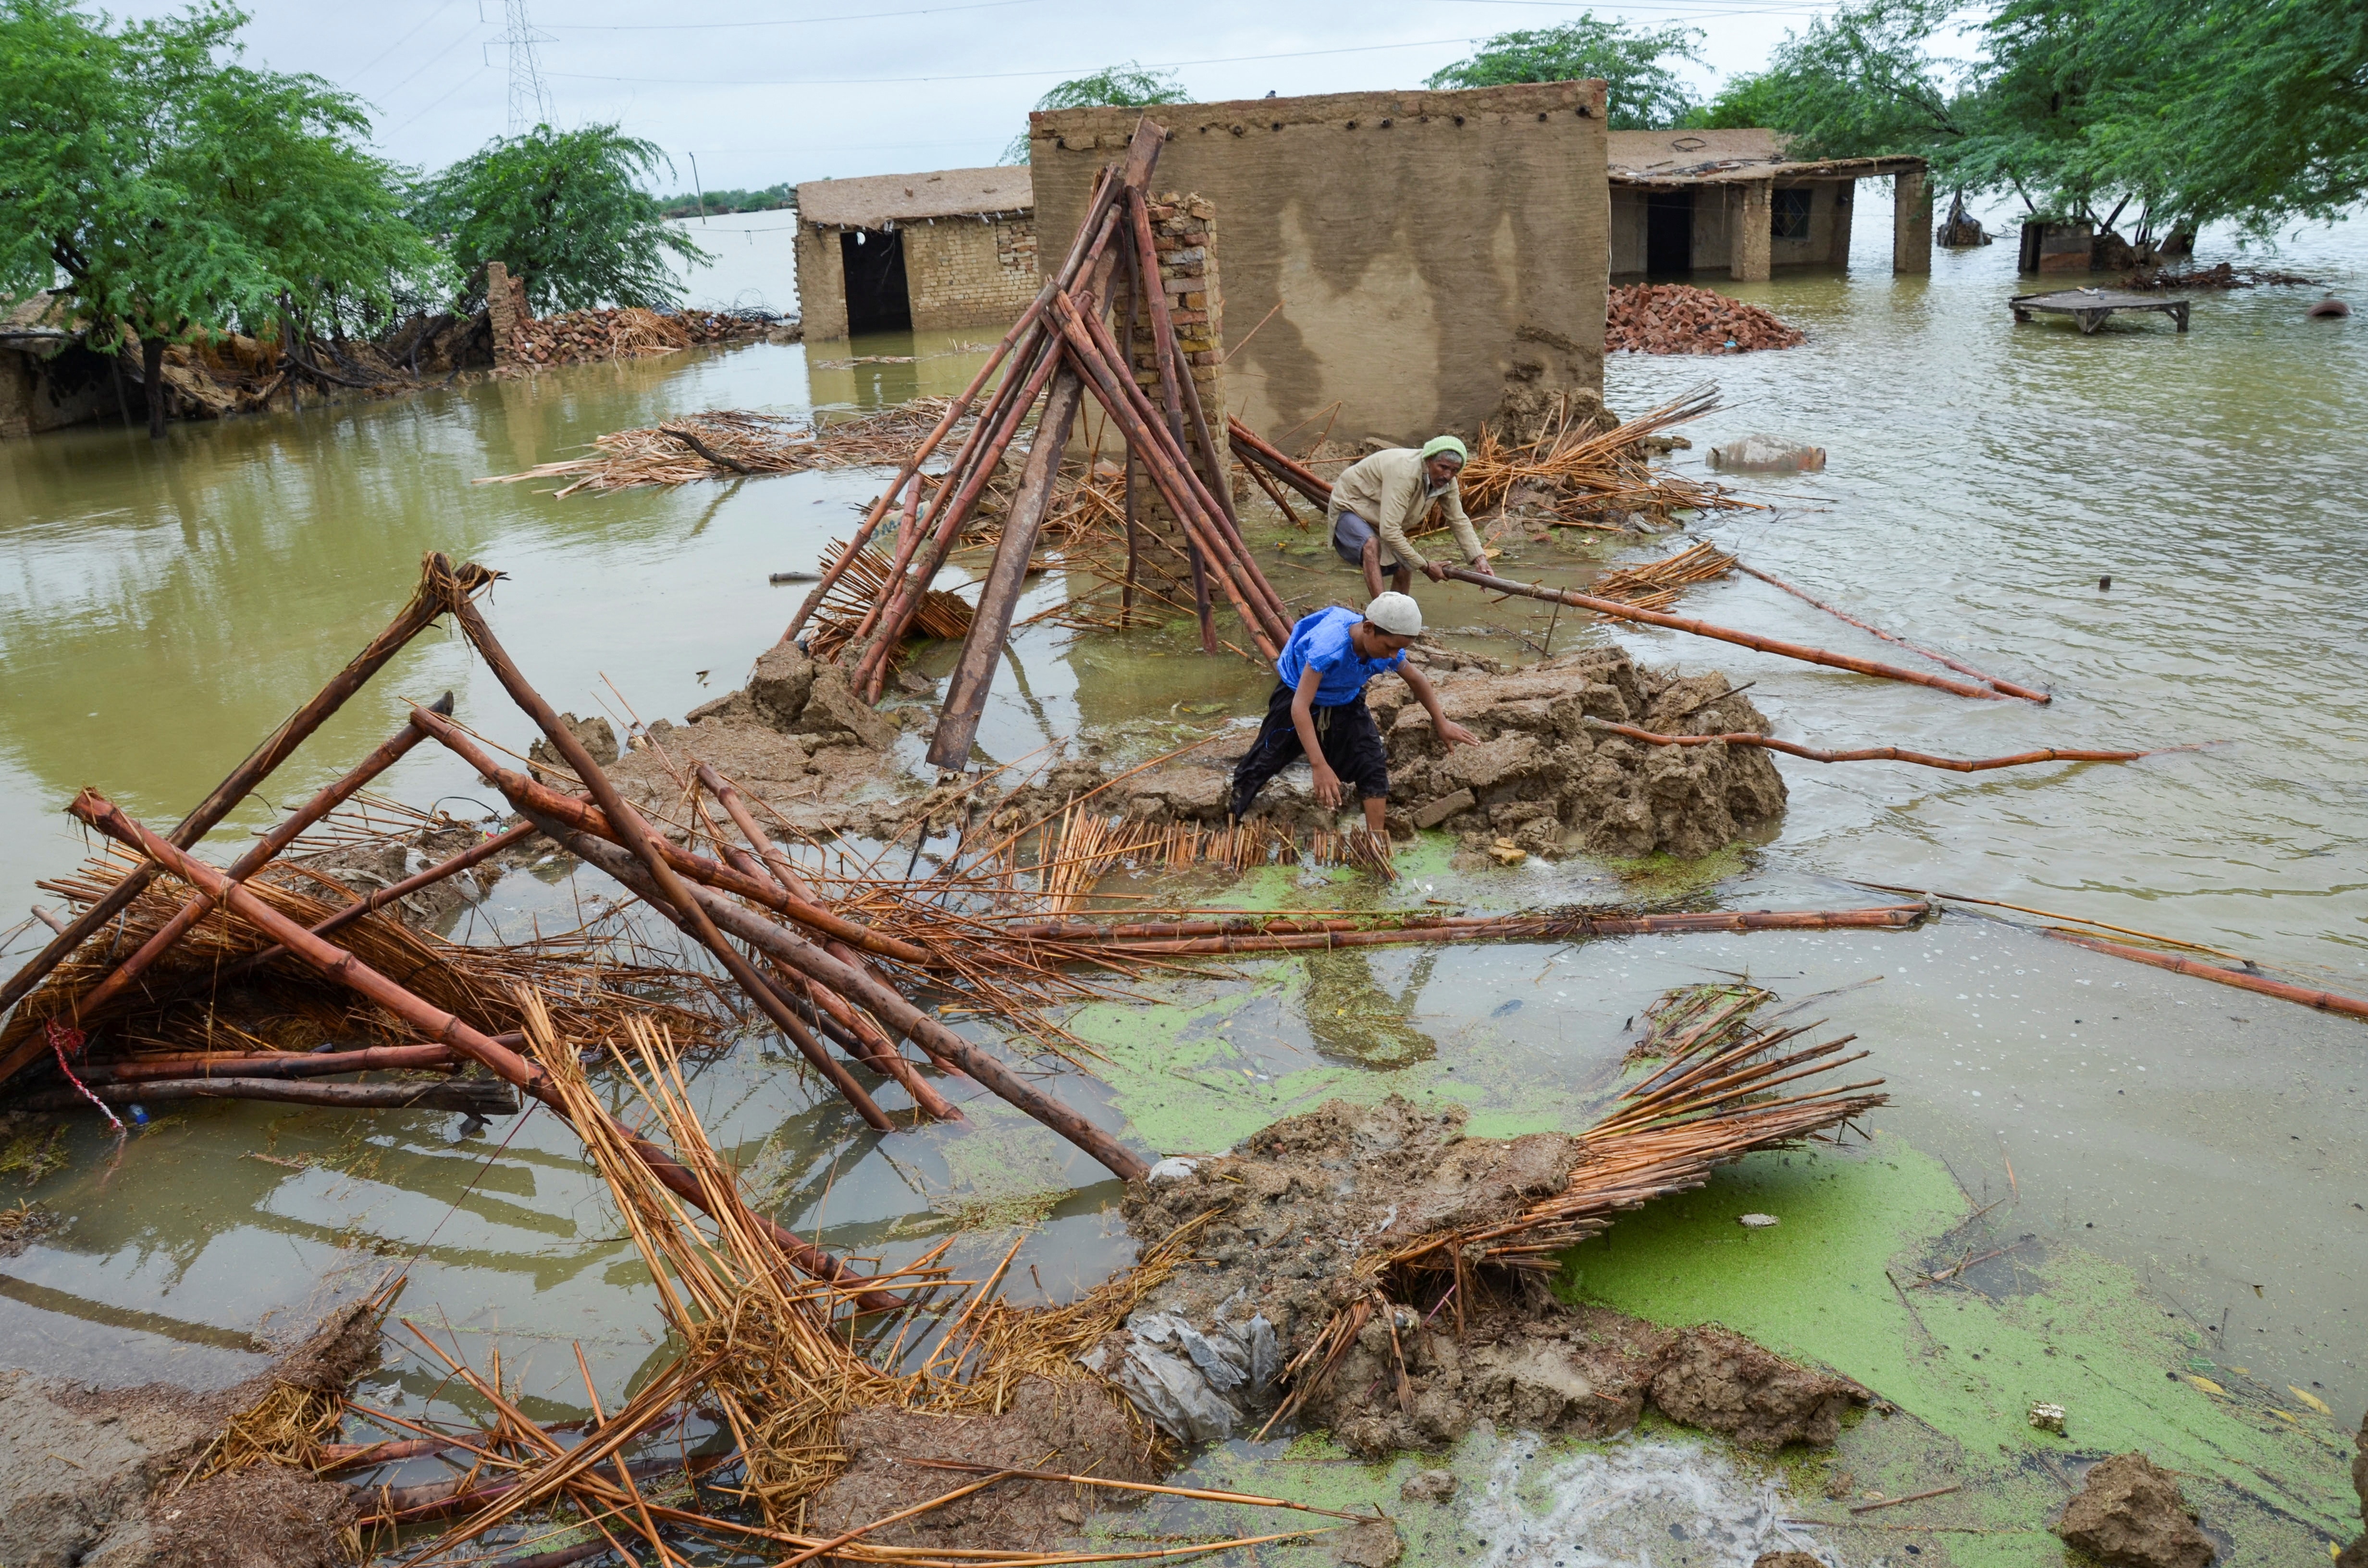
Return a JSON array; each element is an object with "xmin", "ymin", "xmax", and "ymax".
[{"xmin": 0, "ymin": 205, "xmax": 2363, "ymax": 1562}]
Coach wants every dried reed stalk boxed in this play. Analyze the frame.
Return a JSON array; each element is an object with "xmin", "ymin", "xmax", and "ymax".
[
  {"xmin": 1262, "ymin": 1006, "xmax": 1887, "ymax": 1433},
  {"xmin": 475, "ymin": 401, "xmax": 974, "ymax": 497},
  {"xmin": 1591, "ymin": 540, "xmax": 1738, "ymax": 612}
]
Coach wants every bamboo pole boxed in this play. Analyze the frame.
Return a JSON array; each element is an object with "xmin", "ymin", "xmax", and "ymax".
[
  {"xmin": 1028, "ymin": 904, "xmax": 1927, "ymax": 956},
  {"xmin": 1073, "ymin": 293, "xmax": 1290, "ymax": 646},
  {"xmin": 76, "ymin": 1042, "xmax": 461, "ymax": 1082},
  {"xmin": 781, "ymin": 290, "xmax": 1059, "ymax": 644},
  {"xmin": 1440, "ymin": 566, "xmax": 2012, "ymax": 701},
  {"xmin": 1225, "ymin": 417, "xmax": 1334, "ymax": 507},
  {"xmin": 536, "ymin": 820, "xmax": 1149, "ymax": 1180},
  {"xmin": 0, "ymin": 557, "xmax": 485, "ymax": 1043},
  {"xmin": 63, "ymin": 789, "xmax": 899, "ymax": 1307},
  {"xmin": 18, "ymin": 1075, "xmax": 519, "ymax": 1115},
  {"xmin": 2044, "ymin": 930, "xmax": 2368, "ymax": 1022},
  {"xmin": 1581, "ymin": 718, "xmax": 2163, "ymax": 772},
  {"xmin": 406, "ymin": 705, "xmax": 928, "ymax": 967},
  {"xmin": 690, "ymin": 764, "xmax": 959, "ymax": 1121},
  {"xmin": 1735, "ymin": 562, "xmax": 2049, "ymax": 703},
  {"xmin": 1048, "ymin": 294, "xmax": 1282, "ymax": 661}
]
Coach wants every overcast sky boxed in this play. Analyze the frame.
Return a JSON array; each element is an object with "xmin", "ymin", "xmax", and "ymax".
[{"xmin": 122, "ymin": 0, "xmax": 1850, "ymax": 194}]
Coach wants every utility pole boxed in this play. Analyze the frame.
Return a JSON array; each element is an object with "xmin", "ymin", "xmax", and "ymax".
[
  {"xmin": 690, "ymin": 152, "xmax": 708, "ymax": 220},
  {"xmin": 502, "ymin": 0, "xmax": 554, "ymax": 135}
]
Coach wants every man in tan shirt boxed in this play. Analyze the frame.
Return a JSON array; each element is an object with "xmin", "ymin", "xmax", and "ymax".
[{"xmin": 1327, "ymin": 435, "xmax": 1487, "ymax": 599}]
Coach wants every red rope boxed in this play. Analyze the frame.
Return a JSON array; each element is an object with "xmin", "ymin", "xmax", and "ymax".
[{"xmin": 45, "ymin": 1018, "xmax": 124, "ymax": 1134}]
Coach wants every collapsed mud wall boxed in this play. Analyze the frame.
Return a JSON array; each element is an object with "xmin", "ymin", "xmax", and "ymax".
[
  {"xmin": 1029, "ymin": 82, "xmax": 1610, "ymax": 449},
  {"xmin": 1120, "ymin": 646, "xmax": 1788, "ymax": 861}
]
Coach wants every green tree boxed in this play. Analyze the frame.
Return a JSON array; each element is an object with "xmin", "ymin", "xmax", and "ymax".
[
  {"xmin": 1425, "ymin": 15, "xmax": 1706, "ymax": 130},
  {"xmin": 0, "ymin": 0, "xmax": 439, "ymax": 437},
  {"xmin": 1002, "ymin": 62, "xmax": 1190, "ymax": 163},
  {"xmin": 412, "ymin": 124, "xmax": 710, "ymax": 316},
  {"xmin": 1680, "ymin": 74, "xmax": 1791, "ymax": 131},
  {"xmin": 1734, "ymin": 0, "xmax": 1967, "ymax": 160}
]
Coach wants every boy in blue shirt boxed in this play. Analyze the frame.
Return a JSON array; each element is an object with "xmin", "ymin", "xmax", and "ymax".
[{"xmin": 1229, "ymin": 593, "xmax": 1479, "ymax": 835}]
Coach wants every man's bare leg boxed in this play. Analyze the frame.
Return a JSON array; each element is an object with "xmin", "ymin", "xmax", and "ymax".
[
  {"xmin": 1389, "ymin": 564, "xmax": 1413, "ymax": 594},
  {"xmin": 1359, "ymin": 536, "xmax": 1387, "ymax": 600},
  {"xmin": 1360, "ymin": 796, "xmax": 1387, "ymax": 835}
]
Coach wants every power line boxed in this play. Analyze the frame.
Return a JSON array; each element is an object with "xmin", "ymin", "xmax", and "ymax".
[
  {"xmin": 344, "ymin": 0, "xmax": 464, "ymax": 87},
  {"xmin": 548, "ymin": 0, "xmax": 1043, "ymax": 29},
  {"xmin": 546, "ymin": 34, "xmax": 1483, "ymax": 87}
]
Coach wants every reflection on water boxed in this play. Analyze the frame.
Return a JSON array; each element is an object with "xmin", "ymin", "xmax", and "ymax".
[{"xmin": 0, "ymin": 196, "xmax": 2362, "ymax": 1523}]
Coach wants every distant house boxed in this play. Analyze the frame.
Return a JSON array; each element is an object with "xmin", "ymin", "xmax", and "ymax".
[
  {"xmin": 1607, "ymin": 129, "xmax": 1930, "ymax": 280},
  {"xmin": 792, "ymin": 168, "xmax": 1038, "ymax": 342}
]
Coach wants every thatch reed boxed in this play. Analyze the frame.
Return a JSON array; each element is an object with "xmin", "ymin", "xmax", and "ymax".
[
  {"xmin": 475, "ymin": 400, "xmax": 974, "ymax": 497},
  {"xmin": 1591, "ymin": 539, "xmax": 1738, "ymax": 611}
]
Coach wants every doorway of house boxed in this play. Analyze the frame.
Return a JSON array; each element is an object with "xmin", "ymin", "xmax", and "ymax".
[
  {"xmin": 841, "ymin": 228, "xmax": 912, "ymax": 333},
  {"xmin": 1645, "ymin": 192, "xmax": 1694, "ymax": 276}
]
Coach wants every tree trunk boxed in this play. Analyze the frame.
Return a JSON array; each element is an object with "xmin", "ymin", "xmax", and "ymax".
[{"xmin": 141, "ymin": 335, "xmax": 167, "ymax": 439}]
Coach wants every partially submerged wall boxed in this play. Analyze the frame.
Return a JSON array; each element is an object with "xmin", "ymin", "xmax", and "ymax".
[
  {"xmin": 902, "ymin": 219, "xmax": 1039, "ymax": 331},
  {"xmin": 1031, "ymin": 82, "xmax": 1609, "ymax": 448}
]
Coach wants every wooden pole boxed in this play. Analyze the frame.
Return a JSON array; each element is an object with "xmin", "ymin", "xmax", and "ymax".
[
  {"xmin": 1735, "ymin": 562, "xmax": 2049, "ymax": 704},
  {"xmin": 540, "ymin": 822, "xmax": 1149, "ymax": 1180},
  {"xmin": 1440, "ymin": 567, "xmax": 2011, "ymax": 701},
  {"xmin": 1048, "ymin": 294, "xmax": 1283, "ymax": 660},
  {"xmin": 1580, "ymin": 718, "xmax": 2161, "ymax": 772},
  {"xmin": 780, "ymin": 257, "xmax": 1084, "ymax": 646},
  {"xmin": 926, "ymin": 364, "xmax": 1091, "ymax": 769},
  {"xmin": 407, "ymin": 706, "xmax": 928, "ymax": 966},
  {"xmin": 1005, "ymin": 904, "xmax": 1927, "ymax": 955},
  {"xmin": 435, "ymin": 579, "xmax": 896, "ymax": 1134},
  {"xmin": 75, "ymin": 1042, "xmax": 461, "ymax": 1083},
  {"xmin": 2044, "ymin": 930, "xmax": 2368, "ymax": 1022},
  {"xmin": 64, "ymin": 789, "xmax": 899, "ymax": 1307},
  {"xmin": 0, "ymin": 556, "xmax": 484, "ymax": 1035},
  {"xmin": 19, "ymin": 1075, "xmax": 519, "ymax": 1115},
  {"xmin": 1225, "ymin": 417, "xmax": 1334, "ymax": 507}
]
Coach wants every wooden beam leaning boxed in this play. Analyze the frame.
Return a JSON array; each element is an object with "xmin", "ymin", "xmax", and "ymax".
[
  {"xmin": 404, "ymin": 707, "xmax": 928, "ymax": 966},
  {"xmin": 926, "ymin": 365, "xmax": 1092, "ymax": 769},
  {"xmin": 63, "ymin": 789, "xmax": 899, "ymax": 1308},
  {"xmin": 398, "ymin": 618, "xmax": 899, "ymax": 1134},
  {"xmin": 1439, "ymin": 567, "xmax": 2012, "ymax": 701},
  {"xmin": 0, "ymin": 556, "xmax": 488, "ymax": 1038},
  {"xmin": 541, "ymin": 823, "xmax": 1151, "ymax": 1181},
  {"xmin": 1734, "ymin": 562, "xmax": 2050, "ymax": 704},
  {"xmin": 1048, "ymin": 292, "xmax": 1284, "ymax": 660}
]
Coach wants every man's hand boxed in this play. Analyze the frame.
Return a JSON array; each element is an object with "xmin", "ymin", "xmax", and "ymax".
[
  {"xmin": 1310, "ymin": 763, "xmax": 1345, "ymax": 808},
  {"xmin": 1422, "ymin": 560, "xmax": 1447, "ymax": 583},
  {"xmin": 1438, "ymin": 718, "xmax": 1480, "ymax": 749},
  {"xmin": 1468, "ymin": 553, "xmax": 1489, "ymax": 575}
]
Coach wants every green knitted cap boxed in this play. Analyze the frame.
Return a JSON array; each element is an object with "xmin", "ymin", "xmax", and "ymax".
[{"xmin": 1418, "ymin": 435, "xmax": 1468, "ymax": 464}]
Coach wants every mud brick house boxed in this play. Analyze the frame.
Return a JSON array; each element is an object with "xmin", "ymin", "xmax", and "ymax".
[
  {"xmin": 1029, "ymin": 81, "xmax": 1610, "ymax": 449},
  {"xmin": 1607, "ymin": 129, "xmax": 1931, "ymax": 281},
  {"xmin": 793, "ymin": 168, "xmax": 1039, "ymax": 341}
]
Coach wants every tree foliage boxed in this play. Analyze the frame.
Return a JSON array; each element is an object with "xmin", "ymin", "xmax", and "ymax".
[
  {"xmin": 656, "ymin": 182, "xmax": 795, "ymax": 220},
  {"xmin": 0, "ymin": 0, "xmax": 438, "ymax": 433},
  {"xmin": 411, "ymin": 124, "xmax": 709, "ymax": 315},
  {"xmin": 1425, "ymin": 15, "xmax": 1706, "ymax": 130},
  {"xmin": 1003, "ymin": 62, "xmax": 1190, "ymax": 163},
  {"xmin": 1742, "ymin": 0, "xmax": 2368, "ymax": 235}
]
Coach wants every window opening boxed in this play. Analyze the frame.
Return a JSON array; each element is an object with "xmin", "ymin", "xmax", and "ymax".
[{"xmin": 1772, "ymin": 188, "xmax": 1814, "ymax": 243}]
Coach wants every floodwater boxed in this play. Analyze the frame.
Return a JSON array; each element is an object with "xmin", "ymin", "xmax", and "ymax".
[{"xmin": 0, "ymin": 191, "xmax": 2362, "ymax": 1564}]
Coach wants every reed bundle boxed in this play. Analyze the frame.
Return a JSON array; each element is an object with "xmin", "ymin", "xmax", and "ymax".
[
  {"xmin": 7, "ymin": 844, "xmax": 728, "ymax": 1069},
  {"xmin": 1591, "ymin": 539, "xmax": 1738, "ymax": 612},
  {"xmin": 804, "ymin": 536, "xmax": 977, "ymax": 663},
  {"xmin": 1457, "ymin": 384, "xmax": 1749, "ymax": 529},
  {"xmin": 1229, "ymin": 385, "xmax": 1750, "ymax": 537},
  {"xmin": 1262, "ymin": 1004, "xmax": 1887, "ymax": 1432},
  {"xmin": 475, "ymin": 399, "xmax": 972, "ymax": 497},
  {"xmin": 400, "ymin": 1000, "xmax": 1315, "ymax": 1564}
]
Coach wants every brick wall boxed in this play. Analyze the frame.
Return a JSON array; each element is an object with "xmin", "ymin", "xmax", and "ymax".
[
  {"xmin": 901, "ymin": 218, "xmax": 1040, "ymax": 331},
  {"xmin": 797, "ymin": 217, "xmax": 1039, "ymax": 343},
  {"xmin": 1108, "ymin": 192, "xmax": 1233, "ymax": 618}
]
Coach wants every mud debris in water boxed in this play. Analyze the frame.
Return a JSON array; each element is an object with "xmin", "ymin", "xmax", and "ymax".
[
  {"xmin": 1110, "ymin": 1096, "xmax": 1865, "ymax": 1454},
  {"xmin": 2052, "ymin": 1450, "xmax": 2218, "ymax": 1568}
]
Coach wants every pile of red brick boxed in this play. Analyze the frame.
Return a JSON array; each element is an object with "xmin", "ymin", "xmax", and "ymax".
[
  {"xmin": 1606, "ymin": 284, "xmax": 1805, "ymax": 355},
  {"xmin": 506, "ymin": 307, "xmax": 766, "ymax": 368}
]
